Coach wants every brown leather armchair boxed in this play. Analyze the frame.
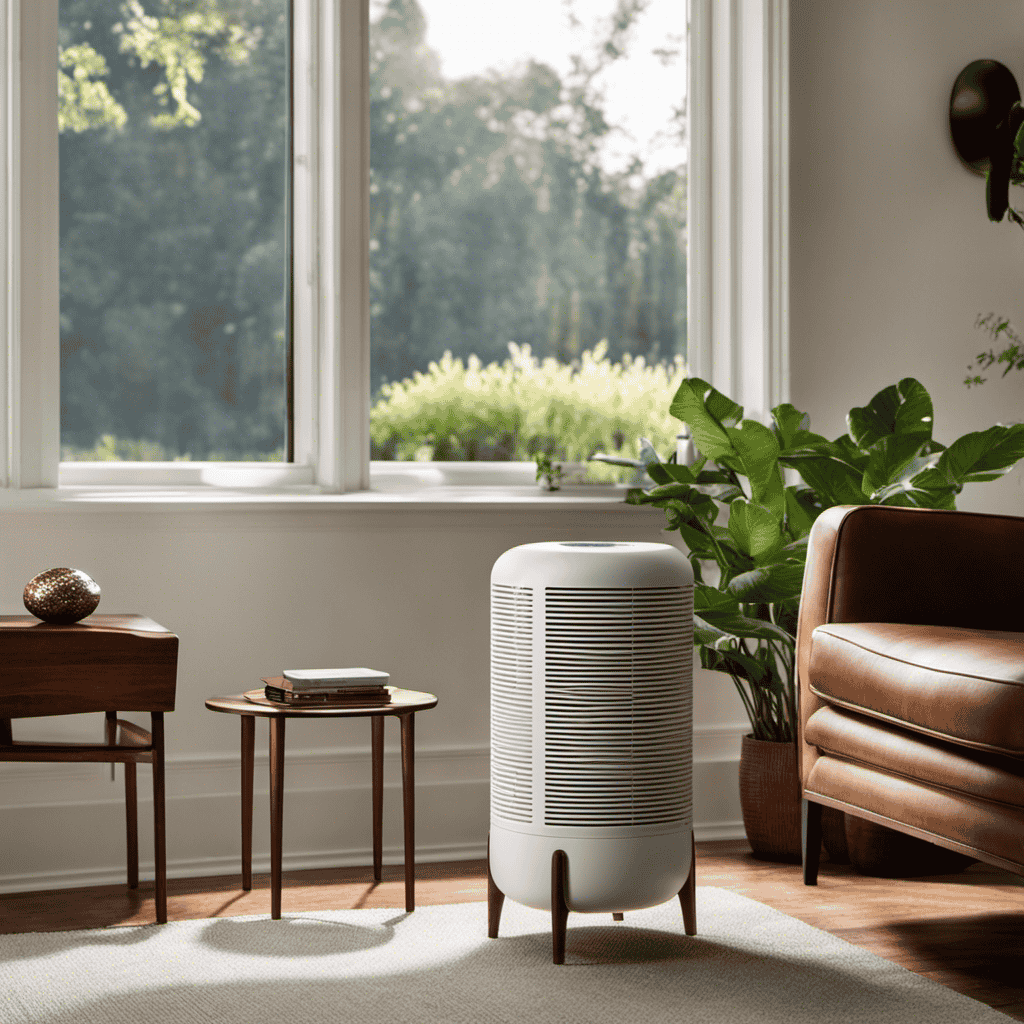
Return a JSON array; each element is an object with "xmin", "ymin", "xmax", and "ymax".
[{"xmin": 797, "ymin": 504, "xmax": 1024, "ymax": 884}]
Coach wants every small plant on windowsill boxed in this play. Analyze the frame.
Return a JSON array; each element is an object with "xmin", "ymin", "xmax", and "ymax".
[{"xmin": 534, "ymin": 452, "xmax": 563, "ymax": 491}]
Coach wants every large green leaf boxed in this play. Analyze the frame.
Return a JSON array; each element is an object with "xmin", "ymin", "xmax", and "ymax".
[
  {"xmin": 694, "ymin": 584, "xmax": 741, "ymax": 613},
  {"xmin": 669, "ymin": 379, "xmax": 742, "ymax": 462},
  {"xmin": 780, "ymin": 535, "xmax": 810, "ymax": 559},
  {"xmin": 632, "ymin": 482, "xmax": 719, "ymax": 525},
  {"xmin": 847, "ymin": 378, "xmax": 933, "ymax": 450},
  {"xmin": 830, "ymin": 433, "xmax": 872, "ymax": 470},
  {"xmin": 692, "ymin": 481, "xmax": 745, "ymax": 503},
  {"xmin": 672, "ymin": 523, "xmax": 715, "ymax": 576},
  {"xmin": 727, "ymin": 562, "xmax": 805, "ymax": 605},
  {"xmin": 771, "ymin": 403, "xmax": 811, "ymax": 449},
  {"xmin": 937, "ymin": 423, "xmax": 1024, "ymax": 484},
  {"xmin": 867, "ymin": 447, "xmax": 949, "ymax": 505},
  {"xmin": 771, "ymin": 428, "xmax": 833, "ymax": 459},
  {"xmin": 698, "ymin": 642, "xmax": 773, "ymax": 687},
  {"xmin": 861, "ymin": 433, "xmax": 926, "ymax": 498},
  {"xmin": 780, "ymin": 452, "xmax": 867, "ymax": 505},
  {"xmin": 873, "ymin": 480, "xmax": 958, "ymax": 509},
  {"xmin": 646, "ymin": 461, "xmax": 694, "ymax": 486},
  {"xmin": 644, "ymin": 461, "xmax": 674, "ymax": 485},
  {"xmin": 727, "ymin": 499, "xmax": 783, "ymax": 564},
  {"xmin": 783, "ymin": 485, "xmax": 823, "ymax": 539},
  {"xmin": 725, "ymin": 419, "xmax": 785, "ymax": 517},
  {"xmin": 695, "ymin": 607, "xmax": 793, "ymax": 644}
]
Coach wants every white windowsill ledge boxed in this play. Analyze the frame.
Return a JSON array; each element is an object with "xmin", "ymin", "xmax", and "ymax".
[
  {"xmin": 0, "ymin": 460, "xmax": 655, "ymax": 512},
  {"xmin": 0, "ymin": 461, "xmax": 656, "ymax": 513},
  {"xmin": 0, "ymin": 484, "xmax": 646, "ymax": 512}
]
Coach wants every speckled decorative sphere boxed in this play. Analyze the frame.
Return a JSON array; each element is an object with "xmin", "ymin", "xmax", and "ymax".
[{"xmin": 23, "ymin": 568, "xmax": 101, "ymax": 624}]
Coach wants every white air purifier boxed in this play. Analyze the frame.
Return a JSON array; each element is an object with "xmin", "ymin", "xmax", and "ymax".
[{"xmin": 487, "ymin": 540, "xmax": 695, "ymax": 962}]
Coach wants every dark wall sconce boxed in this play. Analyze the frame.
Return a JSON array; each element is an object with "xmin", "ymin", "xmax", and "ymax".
[{"xmin": 949, "ymin": 59, "xmax": 1023, "ymax": 225}]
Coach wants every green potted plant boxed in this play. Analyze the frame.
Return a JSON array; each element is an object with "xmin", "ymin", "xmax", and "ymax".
[{"xmin": 624, "ymin": 376, "xmax": 1024, "ymax": 860}]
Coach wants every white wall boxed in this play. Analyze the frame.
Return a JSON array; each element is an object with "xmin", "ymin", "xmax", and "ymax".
[
  {"xmin": 790, "ymin": 0, "xmax": 1024, "ymax": 517},
  {"xmin": 0, "ymin": 501, "xmax": 748, "ymax": 893}
]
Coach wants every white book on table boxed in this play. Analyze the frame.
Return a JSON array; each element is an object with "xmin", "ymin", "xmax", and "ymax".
[{"xmin": 281, "ymin": 667, "xmax": 390, "ymax": 691}]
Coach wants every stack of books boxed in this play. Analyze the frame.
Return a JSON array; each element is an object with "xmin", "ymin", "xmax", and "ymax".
[{"xmin": 262, "ymin": 668, "xmax": 392, "ymax": 707}]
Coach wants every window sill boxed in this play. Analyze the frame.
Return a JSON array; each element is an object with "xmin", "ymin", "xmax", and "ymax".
[
  {"xmin": 0, "ymin": 482, "xmax": 651, "ymax": 513},
  {"xmin": 6, "ymin": 460, "xmax": 651, "ymax": 512}
]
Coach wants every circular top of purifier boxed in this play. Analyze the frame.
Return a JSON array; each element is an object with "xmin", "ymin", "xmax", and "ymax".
[{"xmin": 491, "ymin": 540, "xmax": 692, "ymax": 589}]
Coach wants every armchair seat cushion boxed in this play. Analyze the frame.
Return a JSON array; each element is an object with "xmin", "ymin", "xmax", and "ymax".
[
  {"xmin": 809, "ymin": 622, "xmax": 1024, "ymax": 757},
  {"xmin": 804, "ymin": 705, "xmax": 1024, "ymax": 809}
]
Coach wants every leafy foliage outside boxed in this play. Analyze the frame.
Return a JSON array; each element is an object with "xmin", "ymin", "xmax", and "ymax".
[
  {"xmin": 60, "ymin": 0, "xmax": 288, "ymax": 460},
  {"xmin": 628, "ymin": 377, "xmax": 1024, "ymax": 742},
  {"xmin": 369, "ymin": 0, "xmax": 686, "ymax": 394},
  {"xmin": 370, "ymin": 341, "xmax": 686, "ymax": 463},
  {"xmin": 60, "ymin": 0, "xmax": 686, "ymax": 462},
  {"xmin": 60, "ymin": 434, "xmax": 283, "ymax": 462}
]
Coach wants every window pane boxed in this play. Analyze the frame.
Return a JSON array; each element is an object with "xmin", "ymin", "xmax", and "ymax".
[
  {"xmin": 59, "ymin": 0, "xmax": 290, "ymax": 462},
  {"xmin": 369, "ymin": 0, "xmax": 687, "ymax": 464}
]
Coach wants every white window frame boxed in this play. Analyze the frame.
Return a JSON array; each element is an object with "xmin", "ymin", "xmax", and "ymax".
[
  {"xmin": 2, "ymin": 0, "xmax": 786, "ymax": 495},
  {"xmin": 688, "ymin": 0, "xmax": 789, "ymax": 423}
]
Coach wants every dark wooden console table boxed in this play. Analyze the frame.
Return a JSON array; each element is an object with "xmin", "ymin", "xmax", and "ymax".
[
  {"xmin": 0, "ymin": 615, "xmax": 178, "ymax": 923},
  {"xmin": 205, "ymin": 687, "xmax": 438, "ymax": 919}
]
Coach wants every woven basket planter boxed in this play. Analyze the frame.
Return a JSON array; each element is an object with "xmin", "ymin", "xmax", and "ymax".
[{"xmin": 738, "ymin": 735, "xmax": 803, "ymax": 862}]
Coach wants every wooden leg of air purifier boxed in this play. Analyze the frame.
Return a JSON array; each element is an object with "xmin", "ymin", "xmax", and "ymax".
[
  {"xmin": 487, "ymin": 834, "xmax": 504, "ymax": 939},
  {"xmin": 551, "ymin": 849, "xmax": 570, "ymax": 964},
  {"xmin": 678, "ymin": 832, "xmax": 696, "ymax": 935}
]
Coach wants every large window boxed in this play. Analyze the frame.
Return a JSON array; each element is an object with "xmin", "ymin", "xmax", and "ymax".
[
  {"xmin": 368, "ymin": 0, "xmax": 688, "ymax": 465},
  {"xmin": 58, "ymin": 0, "xmax": 291, "ymax": 463},
  {"xmin": 0, "ymin": 0, "xmax": 786, "ymax": 493}
]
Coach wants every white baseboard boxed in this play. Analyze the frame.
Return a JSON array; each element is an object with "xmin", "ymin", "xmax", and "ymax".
[
  {"xmin": 693, "ymin": 822, "xmax": 747, "ymax": 842},
  {"xmin": 0, "ymin": 729, "xmax": 748, "ymax": 894},
  {"xmin": 0, "ymin": 840, "xmax": 489, "ymax": 895},
  {"xmin": 0, "ymin": 830, "xmax": 749, "ymax": 895}
]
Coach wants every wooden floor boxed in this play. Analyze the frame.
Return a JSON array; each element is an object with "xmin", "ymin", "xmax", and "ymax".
[{"xmin": 2, "ymin": 840, "xmax": 1023, "ymax": 1018}]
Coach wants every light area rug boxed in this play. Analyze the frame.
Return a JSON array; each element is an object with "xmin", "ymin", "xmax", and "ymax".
[{"xmin": 0, "ymin": 887, "xmax": 1013, "ymax": 1024}]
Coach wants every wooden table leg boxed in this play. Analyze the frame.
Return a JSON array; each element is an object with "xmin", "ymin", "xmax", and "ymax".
[
  {"xmin": 125, "ymin": 761, "xmax": 138, "ymax": 889},
  {"xmin": 269, "ymin": 715, "xmax": 286, "ymax": 919},
  {"xmin": 110, "ymin": 710, "xmax": 139, "ymax": 888},
  {"xmin": 151, "ymin": 712, "xmax": 167, "ymax": 924},
  {"xmin": 371, "ymin": 715, "xmax": 384, "ymax": 882},
  {"xmin": 0, "ymin": 718, "xmax": 12, "ymax": 745},
  {"xmin": 241, "ymin": 715, "xmax": 255, "ymax": 891},
  {"xmin": 400, "ymin": 712, "xmax": 415, "ymax": 912},
  {"xmin": 105, "ymin": 711, "xmax": 117, "ymax": 782}
]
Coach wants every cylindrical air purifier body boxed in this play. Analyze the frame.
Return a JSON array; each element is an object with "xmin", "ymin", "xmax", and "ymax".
[{"xmin": 490, "ymin": 540, "xmax": 693, "ymax": 914}]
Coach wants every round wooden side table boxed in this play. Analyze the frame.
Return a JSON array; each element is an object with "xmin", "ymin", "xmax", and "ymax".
[{"xmin": 205, "ymin": 687, "xmax": 438, "ymax": 919}]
